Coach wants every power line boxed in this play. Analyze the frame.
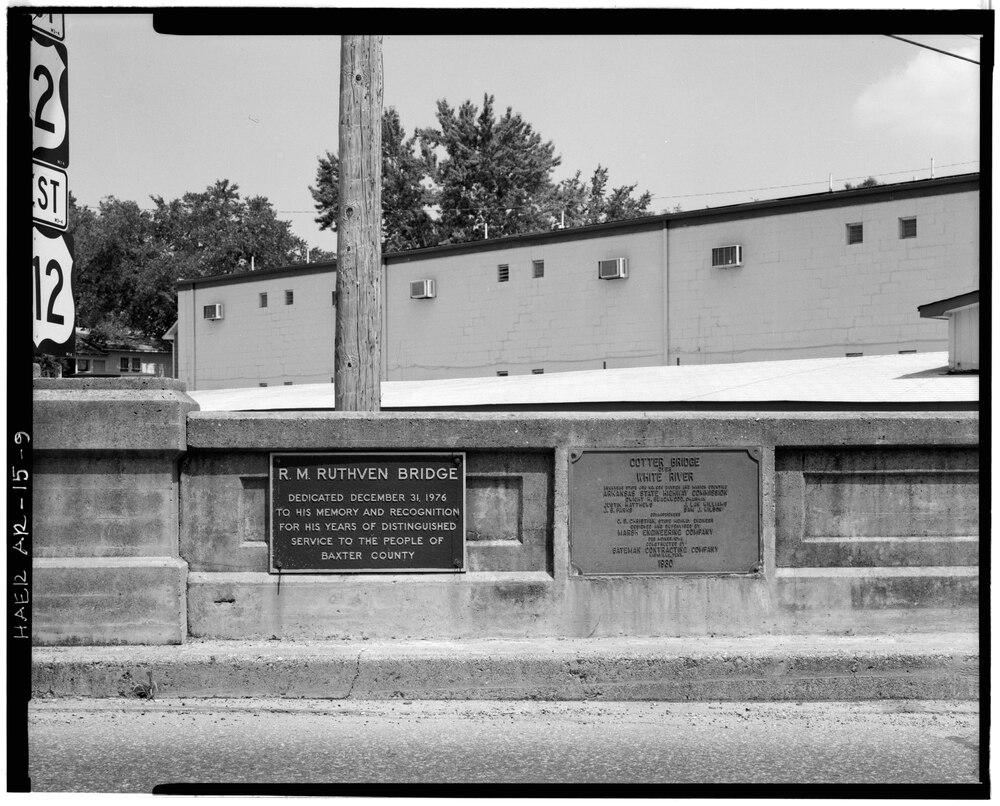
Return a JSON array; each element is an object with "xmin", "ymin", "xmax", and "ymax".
[
  {"xmin": 73, "ymin": 160, "xmax": 980, "ymax": 216},
  {"xmin": 884, "ymin": 34, "xmax": 980, "ymax": 65},
  {"xmin": 650, "ymin": 161, "xmax": 980, "ymax": 204}
]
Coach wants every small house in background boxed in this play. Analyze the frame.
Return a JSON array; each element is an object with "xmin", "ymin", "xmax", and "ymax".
[
  {"xmin": 68, "ymin": 328, "xmax": 174, "ymax": 378},
  {"xmin": 918, "ymin": 291, "xmax": 980, "ymax": 373}
]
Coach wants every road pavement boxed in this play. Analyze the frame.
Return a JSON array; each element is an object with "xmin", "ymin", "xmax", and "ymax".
[{"xmin": 25, "ymin": 698, "xmax": 982, "ymax": 793}]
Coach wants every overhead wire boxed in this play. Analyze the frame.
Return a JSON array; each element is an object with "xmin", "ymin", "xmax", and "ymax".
[
  {"xmin": 884, "ymin": 34, "xmax": 980, "ymax": 65},
  {"xmin": 73, "ymin": 160, "xmax": 981, "ymax": 217}
]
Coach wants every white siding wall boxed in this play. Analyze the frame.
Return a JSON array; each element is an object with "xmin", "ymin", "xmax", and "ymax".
[
  {"xmin": 175, "ymin": 185, "xmax": 979, "ymax": 388},
  {"xmin": 949, "ymin": 305, "xmax": 979, "ymax": 371},
  {"xmin": 178, "ymin": 270, "xmax": 337, "ymax": 390},
  {"xmin": 386, "ymin": 232, "xmax": 665, "ymax": 380},
  {"xmin": 667, "ymin": 191, "xmax": 979, "ymax": 364}
]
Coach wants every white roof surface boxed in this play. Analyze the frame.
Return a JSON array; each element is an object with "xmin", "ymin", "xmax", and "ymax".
[{"xmin": 187, "ymin": 352, "xmax": 977, "ymax": 411}]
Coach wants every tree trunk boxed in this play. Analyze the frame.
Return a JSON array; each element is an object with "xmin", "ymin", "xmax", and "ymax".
[{"xmin": 335, "ymin": 35, "xmax": 383, "ymax": 411}]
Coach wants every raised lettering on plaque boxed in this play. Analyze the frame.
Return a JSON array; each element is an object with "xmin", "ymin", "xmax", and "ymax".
[
  {"xmin": 569, "ymin": 448, "xmax": 760, "ymax": 575},
  {"xmin": 270, "ymin": 452, "xmax": 465, "ymax": 573}
]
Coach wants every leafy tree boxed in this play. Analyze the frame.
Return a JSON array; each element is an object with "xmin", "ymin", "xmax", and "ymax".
[
  {"xmin": 550, "ymin": 165, "xmax": 654, "ymax": 228},
  {"xmin": 845, "ymin": 176, "xmax": 880, "ymax": 190},
  {"xmin": 313, "ymin": 96, "xmax": 657, "ymax": 248},
  {"xmin": 150, "ymin": 180, "xmax": 306, "ymax": 278},
  {"xmin": 69, "ymin": 194, "xmax": 158, "ymax": 336},
  {"xmin": 311, "ymin": 107, "xmax": 435, "ymax": 252},
  {"xmin": 418, "ymin": 94, "xmax": 561, "ymax": 243},
  {"xmin": 70, "ymin": 181, "xmax": 316, "ymax": 339}
]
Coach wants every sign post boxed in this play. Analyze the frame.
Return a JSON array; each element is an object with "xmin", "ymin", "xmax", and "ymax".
[{"xmin": 30, "ymin": 13, "xmax": 74, "ymax": 356}]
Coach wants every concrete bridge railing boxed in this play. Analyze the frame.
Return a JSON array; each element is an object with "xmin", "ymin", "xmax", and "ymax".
[{"xmin": 32, "ymin": 379, "xmax": 979, "ymax": 644}]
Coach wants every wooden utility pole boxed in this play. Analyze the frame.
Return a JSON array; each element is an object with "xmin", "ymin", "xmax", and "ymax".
[{"xmin": 335, "ymin": 35, "xmax": 383, "ymax": 411}]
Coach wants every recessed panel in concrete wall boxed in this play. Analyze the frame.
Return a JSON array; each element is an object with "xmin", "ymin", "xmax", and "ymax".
[
  {"xmin": 775, "ymin": 448, "xmax": 979, "ymax": 567},
  {"xmin": 569, "ymin": 448, "xmax": 761, "ymax": 575},
  {"xmin": 180, "ymin": 453, "xmax": 271, "ymax": 572},
  {"xmin": 464, "ymin": 452, "xmax": 553, "ymax": 574}
]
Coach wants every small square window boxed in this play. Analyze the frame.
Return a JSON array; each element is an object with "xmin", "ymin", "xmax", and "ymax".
[
  {"xmin": 900, "ymin": 217, "xmax": 917, "ymax": 239},
  {"xmin": 132, "ymin": 357, "xmax": 141, "ymax": 372},
  {"xmin": 846, "ymin": 223, "xmax": 863, "ymax": 245},
  {"xmin": 259, "ymin": 293, "xmax": 268, "ymax": 308},
  {"xmin": 532, "ymin": 260, "xmax": 544, "ymax": 279},
  {"xmin": 285, "ymin": 290, "xmax": 294, "ymax": 305},
  {"xmin": 119, "ymin": 358, "xmax": 130, "ymax": 372},
  {"xmin": 77, "ymin": 359, "xmax": 89, "ymax": 372},
  {"xmin": 497, "ymin": 264, "xmax": 509, "ymax": 283}
]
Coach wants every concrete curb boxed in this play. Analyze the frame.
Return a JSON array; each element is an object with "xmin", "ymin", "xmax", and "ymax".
[{"xmin": 31, "ymin": 634, "xmax": 979, "ymax": 702}]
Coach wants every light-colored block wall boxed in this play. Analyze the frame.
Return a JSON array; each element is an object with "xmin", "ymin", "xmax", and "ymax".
[
  {"xmin": 178, "ymin": 270, "xmax": 337, "ymax": 390},
  {"xmin": 666, "ymin": 191, "xmax": 979, "ymax": 364},
  {"xmin": 176, "ymin": 183, "xmax": 978, "ymax": 388},
  {"xmin": 386, "ymin": 232, "xmax": 666, "ymax": 380},
  {"xmin": 386, "ymin": 188, "xmax": 978, "ymax": 379}
]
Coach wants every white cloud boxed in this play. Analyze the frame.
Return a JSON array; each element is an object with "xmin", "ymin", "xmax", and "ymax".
[{"xmin": 854, "ymin": 45, "xmax": 979, "ymax": 146}]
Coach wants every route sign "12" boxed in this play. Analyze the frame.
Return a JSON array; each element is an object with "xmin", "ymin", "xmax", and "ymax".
[{"xmin": 33, "ymin": 227, "xmax": 75, "ymax": 350}]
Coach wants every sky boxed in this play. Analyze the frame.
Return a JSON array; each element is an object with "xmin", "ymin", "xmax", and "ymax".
[{"xmin": 60, "ymin": 11, "xmax": 984, "ymax": 256}]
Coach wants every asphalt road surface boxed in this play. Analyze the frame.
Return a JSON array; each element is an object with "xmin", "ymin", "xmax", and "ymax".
[{"xmin": 26, "ymin": 698, "xmax": 981, "ymax": 793}]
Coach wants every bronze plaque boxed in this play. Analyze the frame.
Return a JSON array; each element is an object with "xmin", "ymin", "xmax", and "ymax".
[
  {"xmin": 569, "ymin": 448, "xmax": 761, "ymax": 575},
  {"xmin": 270, "ymin": 452, "xmax": 465, "ymax": 573}
]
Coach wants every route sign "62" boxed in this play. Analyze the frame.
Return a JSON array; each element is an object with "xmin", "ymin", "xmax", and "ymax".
[{"xmin": 30, "ymin": 30, "xmax": 68, "ymax": 168}]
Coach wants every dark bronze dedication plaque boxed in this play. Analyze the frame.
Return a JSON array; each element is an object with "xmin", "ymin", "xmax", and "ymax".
[
  {"xmin": 569, "ymin": 448, "xmax": 761, "ymax": 575},
  {"xmin": 270, "ymin": 452, "xmax": 465, "ymax": 573}
]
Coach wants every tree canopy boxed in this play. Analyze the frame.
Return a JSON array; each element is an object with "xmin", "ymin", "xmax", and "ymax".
[
  {"xmin": 311, "ymin": 95, "xmax": 655, "ymax": 251},
  {"xmin": 844, "ymin": 176, "xmax": 881, "ymax": 190},
  {"xmin": 70, "ymin": 180, "xmax": 329, "ymax": 341},
  {"xmin": 312, "ymin": 108, "xmax": 436, "ymax": 252}
]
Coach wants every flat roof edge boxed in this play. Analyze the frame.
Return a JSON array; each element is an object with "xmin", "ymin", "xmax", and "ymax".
[
  {"xmin": 918, "ymin": 290, "xmax": 980, "ymax": 318},
  {"xmin": 385, "ymin": 173, "xmax": 979, "ymax": 263},
  {"xmin": 177, "ymin": 260, "xmax": 337, "ymax": 290}
]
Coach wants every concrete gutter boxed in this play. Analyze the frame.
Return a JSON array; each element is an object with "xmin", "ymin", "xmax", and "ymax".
[{"xmin": 32, "ymin": 634, "xmax": 979, "ymax": 702}]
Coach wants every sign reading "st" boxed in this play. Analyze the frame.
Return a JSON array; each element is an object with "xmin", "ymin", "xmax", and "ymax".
[
  {"xmin": 31, "ymin": 31, "xmax": 68, "ymax": 169},
  {"xmin": 33, "ymin": 162, "xmax": 68, "ymax": 230}
]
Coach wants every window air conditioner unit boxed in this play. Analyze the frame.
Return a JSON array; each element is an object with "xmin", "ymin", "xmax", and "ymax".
[
  {"xmin": 409, "ymin": 279, "xmax": 436, "ymax": 299},
  {"xmin": 203, "ymin": 304, "xmax": 224, "ymax": 320},
  {"xmin": 712, "ymin": 245, "xmax": 743, "ymax": 268},
  {"xmin": 598, "ymin": 258, "xmax": 628, "ymax": 280}
]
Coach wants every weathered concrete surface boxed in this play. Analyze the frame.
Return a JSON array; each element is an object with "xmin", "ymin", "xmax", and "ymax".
[
  {"xmin": 34, "ymin": 455, "xmax": 181, "ymax": 557},
  {"xmin": 33, "ymin": 378, "xmax": 196, "ymax": 453},
  {"xmin": 32, "ymin": 558, "xmax": 189, "ymax": 645},
  {"xmin": 31, "ymin": 633, "xmax": 979, "ymax": 701},
  {"xmin": 186, "ymin": 410, "xmax": 979, "ymax": 451},
  {"xmin": 180, "ymin": 411, "xmax": 978, "ymax": 640},
  {"xmin": 32, "ymin": 379, "xmax": 198, "ymax": 645}
]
